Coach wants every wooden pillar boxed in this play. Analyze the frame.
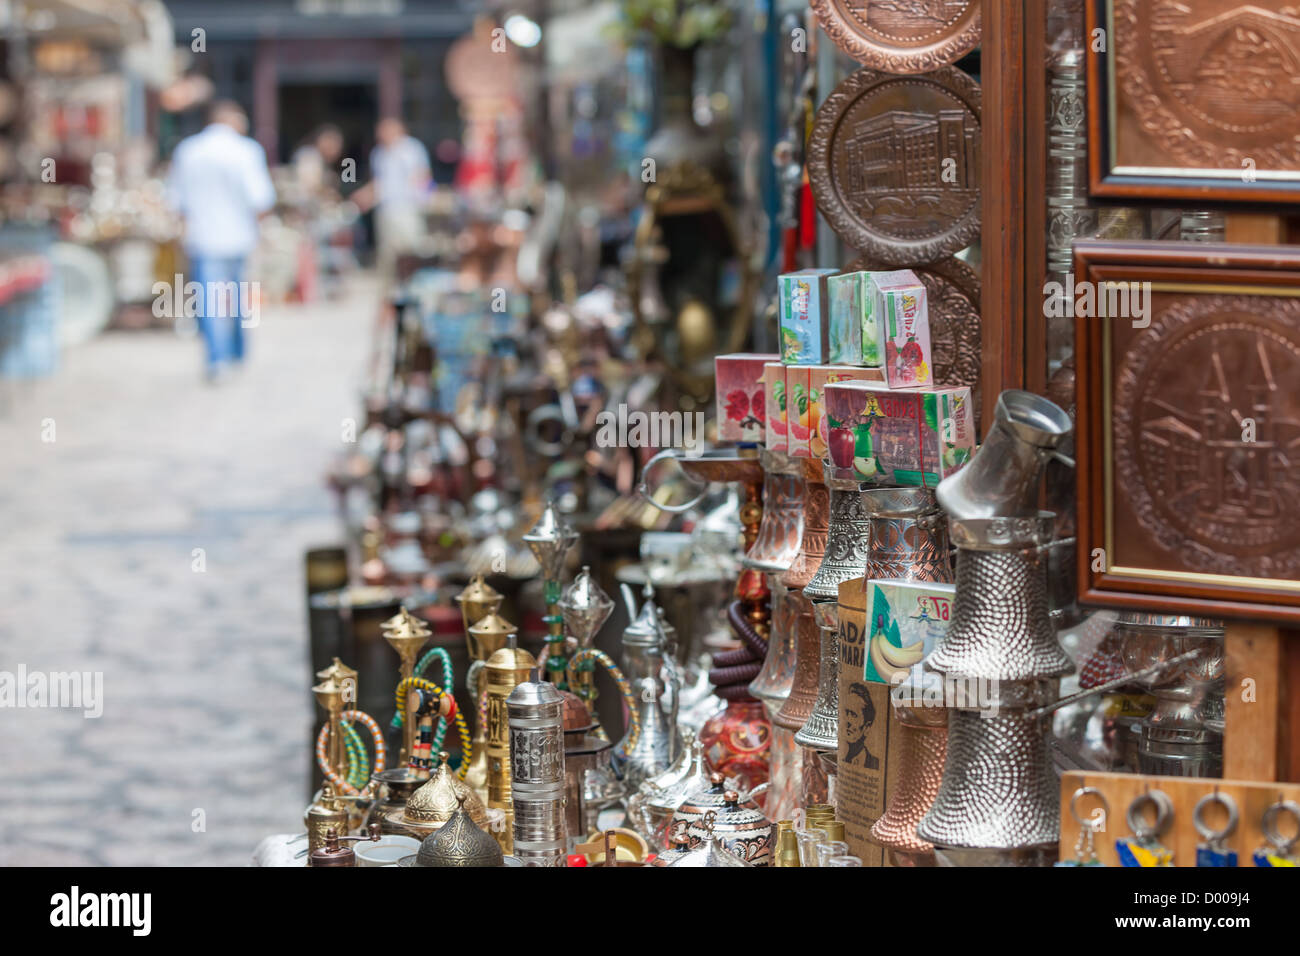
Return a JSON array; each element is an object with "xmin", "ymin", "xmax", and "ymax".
[
  {"xmin": 254, "ymin": 37, "xmax": 279, "ymax": 160},
  {"xmin": 379, "ymin": 38, "xmax": 402, "ymax": 121}
]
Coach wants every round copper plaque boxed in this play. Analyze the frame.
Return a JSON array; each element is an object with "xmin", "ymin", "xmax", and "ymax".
[
  {"xmin": 810, "ymin": 0, "xmax": 981, "ymax": 74},
  {"xmin": 1114, "ymin": 0, "xmax": 1300, "ymax": 172},
  {"xmin": 809, "ymin": 67, "xmax": 981, "ymax": 266},
  {"xmin": 845, "ymin": 253, "xmax": 981, "ymax": 425},
  {"xmin": 1114, "ymin": 293, "xmax": 1300, "ymax": 579}
]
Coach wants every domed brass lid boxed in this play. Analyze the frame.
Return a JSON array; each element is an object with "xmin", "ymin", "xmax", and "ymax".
[
  {"xmin": 485, "ymin": 633, "xmax": 536, "ymax": 674},
  {"xmin": 415, "ymin": 794, "xmax": 504, "ymax": 867},
  {"xmin": 382, "ymin": 607, "xmax": 432, "ymax": 659},
  {"xmin": 456, "ymin": 574, "xmax": 504, "ymax": 631},
  {"xmin": 470, "ymin": 612, "xmax": 518, "ymax": 661},
  {"xmin": 402, "ymin": 753, "xmax": 489, "ymax": 827}
]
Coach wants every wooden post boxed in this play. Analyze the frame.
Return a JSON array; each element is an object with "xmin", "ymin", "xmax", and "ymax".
[
  {"xmin": 1223, "ymin": 622, "xmax": 1284, "ymax": 781},
  {"xmin": 1224, "ymin": 215, "xmax": 1285, "ymax": 245}
]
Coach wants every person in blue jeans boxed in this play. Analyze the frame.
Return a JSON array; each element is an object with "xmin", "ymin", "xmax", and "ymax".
[{"xmin": 166, "ymin": 101, "xmax": 275, "ymax": 381}]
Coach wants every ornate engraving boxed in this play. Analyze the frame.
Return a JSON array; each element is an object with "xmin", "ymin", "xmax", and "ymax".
[
  {"xmin": 1114, "ymin": 1, "xmax": 1300, "ymax": 172},
  {"xmin": 810, "ymin": 0, "xmax": 981, "ymax": 74},
  {"xmin": 810, "ymin": 67, "xmax": 981, "ymax": 266},
  {"xmin": 1113, "ymin": 294, "xmax": 1300, "ymax": 578}
]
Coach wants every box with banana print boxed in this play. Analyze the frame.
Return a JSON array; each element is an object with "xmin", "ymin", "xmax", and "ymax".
[{"xmin": 863, "ymin": 580, "xmax": 955, "ymax": 685}]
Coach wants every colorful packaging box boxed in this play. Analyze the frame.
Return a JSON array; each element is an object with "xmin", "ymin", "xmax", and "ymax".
[
  {"xmin": 784, "ymin": 365, "xmax": 812, "ymax": 457},
  {"xmin": 827, "ymin": 271, "xmax": 881, "ymax": 367},
  {"xmin": 807, "ymin": 365, "xmax": 885, "ymax": 460},
  {"xmin": 715, "ymin": 353, "xmax": 776, "ymax": 444},
  {"xmin": 777, "ymin": 268, "xmax": 835, "ymax": 365},
  {"xmin": 862, "ymin": 580, "xmax": 956, "ymax": 685},
  {"xmin": 823, "ymin": 381, "xmax": 974, "ymax": 485},
  {"xmin": 872, "ymin": 270, "xmax": 932, "ymax": 388},
  {"xmin": 763, "ymin": 361, "xmax": 787, "ymax": 452}
]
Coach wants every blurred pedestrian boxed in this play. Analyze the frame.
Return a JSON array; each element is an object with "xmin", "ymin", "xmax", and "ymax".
[
  {"xmin": 166, "ymin": 100, "xmax": 276, "ymax": 382},
  {"xmin": 293, "ymin": 124, "xmax": 345, "ymax": 200},
  {"xmin": 356, "ymin": 117, "xmax": 432, "ymax": 290}
]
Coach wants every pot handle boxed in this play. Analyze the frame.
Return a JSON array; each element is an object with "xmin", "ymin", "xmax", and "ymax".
[{"xmin": 637, "ymin": 448, "xmax": 708, "ymax": 514}]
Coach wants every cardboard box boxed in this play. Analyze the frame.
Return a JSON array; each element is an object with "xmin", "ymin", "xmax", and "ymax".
[
  {"xmin": 778, "ymin": 268, "xmax": 835, "ymax": 365},
  {"xmin": 807, "ymin": 365, "xmax": 885, "ymax": 461},
  {"xmin": 763, "ymin": 361, "xmax": 788, "ymax": 452},
  {"xmin": 822, "ymin": 382, "xmax": 974, "ymax": 486},
  {"xmin": 862, "ymin": 580, "xmax": 956, "ymax": 685},
  {"xmin": 784, "ymin": 365, "xmax": 812, "ymax": 457},
  {"xmin": 715, "ymin": 353, "xmax": 776, "ymax": 444},
  {"xmin": 873, "ymin": 270, "xmax": 932, "ymax": 388},
  {"xmin": 828, "ymin": 271, "xmax": 872, "ymax": 366},
  {"xmin": 836, "ymin": 576, "xmax": 904, "ymax": 867}
]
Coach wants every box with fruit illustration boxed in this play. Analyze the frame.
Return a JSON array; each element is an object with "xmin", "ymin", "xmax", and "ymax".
[
  {"xmin": 863, "ymin": 580, "xmax": 955, "ymax": 685},
  {"xmin": 873, "ymin": 270, "xmax": 932, "ymax": 388},
  {"xmin": 802, "ymin": 365, "xmax": 885, "ymax": 460},
  {"xmin": 763, "ymin": 361, "xmax": 788, "ymax": 452},
  {"xmin": 715, "ymin": 353, "xmax": 775, "ymax": 444},
  {"xmin": 822, "ymin": 381, "xmax": 974, "ymax": 485},
  {"xmin": 828, "ymin": 271, "xmax": 875, "ymax": 366},
  {"xmin": 783, "ymin": 365, "xmax": 811, "ymax": 456},
  {"xmin": 777, "ymin": 268, "xmax": 834, "ymax": 365}
]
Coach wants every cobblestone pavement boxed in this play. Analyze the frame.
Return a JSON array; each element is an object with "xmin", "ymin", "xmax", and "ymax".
[{"xmin": 0, "ymin": 277, "xmax": 376, "ymax": 865}]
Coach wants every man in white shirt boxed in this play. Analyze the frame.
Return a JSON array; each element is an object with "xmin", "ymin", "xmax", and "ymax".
[
  {"xmin": 166, "ymin": 101, "xmax": 276, "ymax": 381},
  {"xmin": 359, "ymin": 117, "xmax": 432, "ymax": 290}
]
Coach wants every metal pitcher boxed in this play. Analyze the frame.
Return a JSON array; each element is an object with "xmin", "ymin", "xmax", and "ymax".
[{"xmin": 611, "ymin": 584, "xmax": 681, "ymax": 790}]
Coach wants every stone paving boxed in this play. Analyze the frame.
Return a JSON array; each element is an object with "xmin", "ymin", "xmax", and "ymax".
[{"xmin": 0, "ymin": 277, "xmax": 376, "ymax": 865}]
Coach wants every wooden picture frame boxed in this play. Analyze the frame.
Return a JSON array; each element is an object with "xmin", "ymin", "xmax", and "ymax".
[
  {"xmin": 1074, "ymin": 239, "xmax": 1300, "ymax": 622},
  {"xmin": 1085, "ymin": 0, "xmax": 1300, "ymax": 205}
]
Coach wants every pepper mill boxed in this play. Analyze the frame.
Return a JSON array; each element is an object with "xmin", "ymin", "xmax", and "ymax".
[{"xmin": 508, "ymin": 668, "xmax": 568, "ymax": 866}]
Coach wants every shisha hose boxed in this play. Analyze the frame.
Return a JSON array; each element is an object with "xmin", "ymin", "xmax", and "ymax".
[
  {"xmin": 315, "ymin": 710, "xmax": 388, "ymax": 796},
  {"xmin": 709, "ymin": 600, "xmax": 766, "ymax": 698},
  {"xmin": 342, "ymin": 722, "xmax": 370, "ymax": 790},
  {"xmin": 389, "ymin": 646, "xmax": 455, "ymax": 750},
  {"xmin": 567, "ymin": 648, "xmax": 641, "ymax": 749},
  {"xmin": 393, "ymin": 677, "xmax": 472, "ymax": 779}
]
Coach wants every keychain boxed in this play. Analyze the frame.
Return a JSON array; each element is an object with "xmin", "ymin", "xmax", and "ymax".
[
  {"xmin": 1253, "ymin": 799, "xmax": 1300, "ymax": 867},
  {"xmin": 1193, "ymin": 790, "xmax": 1238, "ymax": 867},
  {"xmin": 1056, "ymin": 786, "xmax": 1108, "ymax": 867},
  {"xmin": 1116, "ymin": 789, "xmax": 1174, "ymax": 867}
]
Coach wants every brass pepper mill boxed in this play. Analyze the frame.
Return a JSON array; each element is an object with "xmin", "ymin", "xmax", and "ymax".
[
  {"xmin": 484, "ymin": 633, "xmax": 537, "ymax": 852},
  {"xmin": 382, "ymin": 607, "xmax": 432, "ymax": 765}
]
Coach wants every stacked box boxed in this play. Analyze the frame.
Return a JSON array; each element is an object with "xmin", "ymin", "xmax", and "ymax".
[
  {"xmin": 777, "ymin": 268, "xmax": 835, "ymax": 365},
  {"xmin": 715, "ymin": 353, "xmax": 776, "ymax": 444},
  {"xmin": 784, "ymin": 365, "xmax": 812, "ymax": 457},
  {"xmin": 827, "ymin": 271, "xmax": 881, "ymax": 367},
  {"xmin": 873, "ymin": 270, "xmax": 933, "ymax": 388},
  {"xmin": 806, "ymin": 364, "xmax": 885, "ymax": 460},
  {"xmin": 862, "ymin": 580, "xmax": 956, "ymax": 685},
  {"xmin": 763, "ymin": 361, "xmax": 788, "ymax": 452},
  {"xmin": 822, "ymin": 381, "xmax": 974, "ymax": 486}
]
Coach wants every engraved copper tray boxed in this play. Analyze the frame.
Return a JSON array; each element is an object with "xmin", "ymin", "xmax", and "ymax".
[
  {"xmin": 845, "ymin": 253, "xmax": 982, "ymax": 427},
  {"xmin": 809, "ymin": 67, "xmax": 981, "ymax": 266},
  {"xmin": 810, "ymin": 0, "xmax": 981, "ymax": 74},
  {"xmin": 1087, "ymin": 0, "xmax": 1300, "ymax": 203},
  {"xmin": 1074, "ymin": 239, "xmax": 1300, "ymax": 623}
]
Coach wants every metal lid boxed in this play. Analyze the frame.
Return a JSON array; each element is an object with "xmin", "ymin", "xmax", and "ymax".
[
  {"xmin": 522, "ymin": 499, "xmax": 579, "ymax": 580},
  {"xmin": 415, "ymin": 794, "xmax": 504, "ymax": 867},
  {"xmin": 622, "ymin": 582, "xmax": 667, "ymax": 648},
  {"xmin": 559, "ymin": 565, "xmax": 615, "ymax": 648},
  {"xmin": 486, "ymin": 634, "xmax": 536, "ymax": 674},
  {"xmin": 402, "ymin": 753, "xmax": 489, "ymax": 827},
  {"xmin": 506, "ymin": 672, "xmax": 564, "ymax": 708}
]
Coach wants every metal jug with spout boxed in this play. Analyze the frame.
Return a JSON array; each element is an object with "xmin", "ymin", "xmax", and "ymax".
[{"xmin": 611, "ymin": 583, "xmax": 681, "ymax": 790}]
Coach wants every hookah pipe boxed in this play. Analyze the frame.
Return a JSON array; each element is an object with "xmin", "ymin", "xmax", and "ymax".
[
  {"xmin": 709, "ymin": 602, "xmax": 769, "ymax": 699},
  {"xmin": 566, "ymin": 648, "xmax": 642, "ymax": 750},
  {"xmin": 392, "ymin": 678, "xmax": 473, "ymax": 779},
  {"xmin": 389, "ymin": 646, "xmax": 455, "ymax": 752},
  {"xmin": 315, "ymin": 710, "xmax": 388, "ymax": 796}
]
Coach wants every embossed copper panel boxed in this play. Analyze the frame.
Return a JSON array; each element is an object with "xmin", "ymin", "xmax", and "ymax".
[
  {"xmin": 1074, "ymin": 240, "xmax": 1300, "ymax": 622},
  {"xmin": 809, "ymin": 67, "xmax": 981, "ymax": 266},
  {"xmin": 810, "ymin": 0, "xmax": 981, "ymax": 74},
  {"xmin": 1087, "ymin": 0, "xmax": 1300, "ymax": 203},
  {"xmin": 847, "ymin": 254, "xmax": 981, "ymax": 425}
]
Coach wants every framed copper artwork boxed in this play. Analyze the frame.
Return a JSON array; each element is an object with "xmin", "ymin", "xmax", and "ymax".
[
  {"xmin": 1074, "ymin": 240, "xmax": 1300, "ymax": 622},
  {"xmin": 809, "ymin": 66, "xmax": 981, "ymax": 265},
  {"xmin": 1086, "ymin": 0, "xmax": 1300, "ymax": 204},
  {"xmin": 810, "ymin": 0, "xmax": 981, "ymax": 74}
]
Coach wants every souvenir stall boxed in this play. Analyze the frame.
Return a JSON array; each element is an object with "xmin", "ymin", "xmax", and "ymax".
[{"xmin": 267, "ymin": 0, "xmax": 1300, "ymax": 869}]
